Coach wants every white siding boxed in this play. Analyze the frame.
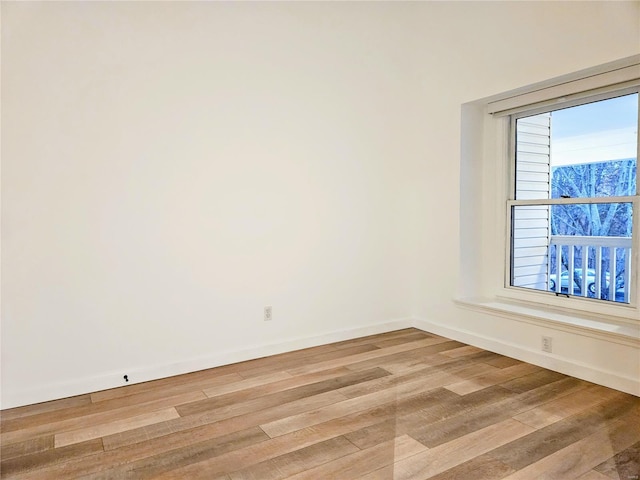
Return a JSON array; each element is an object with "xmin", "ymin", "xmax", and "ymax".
[{"xmin": 512, "ymin": 113, "xmax": 551, "ymax": 289}]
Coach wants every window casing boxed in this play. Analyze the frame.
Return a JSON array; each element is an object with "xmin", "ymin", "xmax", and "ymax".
[
  {"xmin": 501, "ymin": 86, "xmax": 639, "ymax": 318},
  {"xmin": 457, "ymin": 56, "xmax": 640, "ymax": 325},
  {"xmin": 457, "ymin": 56, "xmax": 640, "ymax": 358}
]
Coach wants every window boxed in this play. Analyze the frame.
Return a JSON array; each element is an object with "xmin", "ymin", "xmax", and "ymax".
[
  {"xmin": 459, "ymin": 57, "xmax": 640, "ymax": 330},
  {"xmin": 508, "ymin": 91, "xmax": 638, "ymax": 305}
]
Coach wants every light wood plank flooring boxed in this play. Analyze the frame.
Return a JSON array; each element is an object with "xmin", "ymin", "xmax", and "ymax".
[{"xmin": 1, "ymin": 328, "xmax": 639, "ymax": 479}]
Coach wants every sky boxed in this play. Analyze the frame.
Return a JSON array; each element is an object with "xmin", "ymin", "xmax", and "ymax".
[
  {"xmin": 551, "ymin": 93, "xmax": 638, "ymax": 139},
  {"xmin": 546, "ymin": 93, "xmax": 638, "ymax": 166}
]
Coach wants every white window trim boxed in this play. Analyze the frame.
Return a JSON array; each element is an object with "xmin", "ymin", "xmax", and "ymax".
[
  {"xmin": 458, "ymin": 55, "xmax": 640, "ymax": 340},
  {"xmin": 454, "ymin": 297, "xmax": 639, "ymax": 348},
  {"xmin": 505, "ymin": 86, "xmax": 639, "ymax": 310},
  {"xmin": 487, "ymin": 56, "xmax": 640, "ymax": 116}
]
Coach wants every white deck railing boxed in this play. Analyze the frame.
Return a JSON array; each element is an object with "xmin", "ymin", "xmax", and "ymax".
[{"xmin": 549, "ymin": 235, "xmax": 632, "ymax": 302}]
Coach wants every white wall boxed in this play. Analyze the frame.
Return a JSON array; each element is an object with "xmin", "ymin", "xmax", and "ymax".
[{"xmin": 2, "ymin": 1, "xmax": 639, "ymax": 408}]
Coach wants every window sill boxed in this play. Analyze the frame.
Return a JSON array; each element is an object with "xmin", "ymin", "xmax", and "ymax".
[{"xmin": 454, "ymin": 297, "xmax": 640, "ymax": 348}]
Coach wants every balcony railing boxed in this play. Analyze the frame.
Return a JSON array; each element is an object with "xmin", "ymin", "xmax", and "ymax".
[{"xmin": 549, "ymin": 235, "xmax": 632, "ymax": 303}]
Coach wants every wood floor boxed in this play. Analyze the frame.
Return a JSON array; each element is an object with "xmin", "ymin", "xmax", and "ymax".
[{"xmin": 1, "ymin": 329, "xmax": 639, "ymax": 479}]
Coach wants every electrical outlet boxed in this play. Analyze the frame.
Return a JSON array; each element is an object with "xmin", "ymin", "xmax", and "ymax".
[
  {"xmin": 541, "ymin": 336, "xmax": 553, "ymax": 353},
  {"xmin": 264, "ymin": 306, "xmax": 272, "ymax": 322}
]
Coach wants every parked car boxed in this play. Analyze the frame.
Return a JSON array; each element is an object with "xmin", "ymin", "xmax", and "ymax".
[
  {"xmin": 597, "ymin": 277, "xmax": 628, "ymax": 302},
  {"xmin": 549, "ymin": 268, "xmax": 610, "ymax": 295}
]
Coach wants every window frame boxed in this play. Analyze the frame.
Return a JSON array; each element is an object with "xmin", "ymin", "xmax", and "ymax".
[{"xmin": 500, "ymin": 85, "xmax": 640, "ymax": 319}]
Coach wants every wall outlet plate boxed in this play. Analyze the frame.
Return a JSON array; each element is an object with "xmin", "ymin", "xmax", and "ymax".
[
  {"xmin": 542, "ymin": 336, "xmax": 553, "ymax": 353},
  {"xmin": 264, "ymin": 306, "xmax": 272, "ymax": 322}
]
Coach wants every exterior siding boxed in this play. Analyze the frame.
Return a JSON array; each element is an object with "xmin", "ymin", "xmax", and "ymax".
[{"xmin": 512, "ymin": 113, "xmax": 551, "ymax": 290}]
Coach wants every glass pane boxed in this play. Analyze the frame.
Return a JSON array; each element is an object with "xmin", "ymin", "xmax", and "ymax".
[
  {"xmin": 515, "ymin": 93, "xmax": 638, "ymax": 200},
  {"xmin": 511, "ymin": 203, "xmax": 632, "ymax": 303}
]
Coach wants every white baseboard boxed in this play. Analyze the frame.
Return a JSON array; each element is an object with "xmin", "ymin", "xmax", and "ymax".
[
  {"xmin": 412, "ymin": 317, "xmax": 640, "ymax": 397},
  {"xmin": 5, "ymin": 314, "xmax": 636, "ymax": 409},
  {"xmin": 1, "ymin": 318, "xmax": 413, "ymax": 410}
]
